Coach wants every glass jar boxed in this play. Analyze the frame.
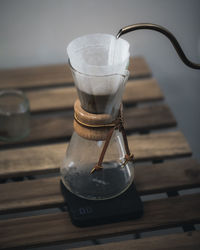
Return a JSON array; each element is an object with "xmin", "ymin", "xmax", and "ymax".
[{"xmin": 0, "ymin": 89, "xmax": 30, "ymax": 141}]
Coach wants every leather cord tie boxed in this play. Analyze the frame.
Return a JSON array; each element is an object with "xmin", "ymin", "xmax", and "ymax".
[{"xmin": 90, "ymin": 112, "xmax": 134, "ymax": 174}]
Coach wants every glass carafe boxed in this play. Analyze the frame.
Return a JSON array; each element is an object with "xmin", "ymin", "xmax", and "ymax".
[
  {"xmin": 61, "ymin": 128, "xmax": 134, "ymax": 200},
  {"xmin": 60, "ymin": 68, "xmax": 134, "ymax": 200}
]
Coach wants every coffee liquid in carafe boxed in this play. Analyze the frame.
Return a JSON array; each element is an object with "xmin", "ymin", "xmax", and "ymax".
[{"xmin": 77, "ymin": 84, "xmax": 124, "ymax": 114}]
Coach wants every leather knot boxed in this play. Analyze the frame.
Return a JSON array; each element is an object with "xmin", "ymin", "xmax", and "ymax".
[
  {"xmin": 113, "ymin": 114, "xmax": 124, "ymax": 131},
  {"xmin": 125, "ymin": 153, "xmax": 134, "ymax": 162},
  {"xmin": 121, "ymin": 153, "xmax": 134, "ymax": 167},
  {"xmin": 89, "ymin": 106, "xmax": 134, "ymax": 174}
]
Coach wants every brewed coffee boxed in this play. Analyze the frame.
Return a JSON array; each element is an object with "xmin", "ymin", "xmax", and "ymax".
[
  {"xmin": 77, "ymin": 84, "xmax": 124, "ymax": 115},
  {"xmin": 61, "ymin": 161, "xmax": 133, "ymax": 200}
]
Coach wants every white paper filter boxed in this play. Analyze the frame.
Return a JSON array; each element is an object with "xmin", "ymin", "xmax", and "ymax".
[{"xmin": 67, "ymin": 33, "xmax": 130, "ymax": 96}]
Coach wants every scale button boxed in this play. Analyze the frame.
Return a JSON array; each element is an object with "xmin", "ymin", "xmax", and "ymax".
[{"xmin": 79, "ymin": 206, "xmax": 93, "ymax": 215}]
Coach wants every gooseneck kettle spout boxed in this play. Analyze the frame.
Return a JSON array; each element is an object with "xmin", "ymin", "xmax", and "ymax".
[{"xmin": 116, "ymin": 23, "xmax": 200, "ymax": 70}]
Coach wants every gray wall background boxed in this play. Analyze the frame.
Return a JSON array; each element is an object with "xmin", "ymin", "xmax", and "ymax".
[{"xmin": 0, "ymin": 0, "xmax": 200, "ymax": 159}]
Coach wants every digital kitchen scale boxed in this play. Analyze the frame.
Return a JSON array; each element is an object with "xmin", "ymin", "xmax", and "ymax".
[{"xmin": 60, "ymin": 181, "xmax": 143, "ymax": 227}]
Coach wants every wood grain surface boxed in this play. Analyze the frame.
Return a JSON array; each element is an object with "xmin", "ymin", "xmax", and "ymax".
[
  {"xmin": 26, "ymin": 78, "xmax": 163, "ymax": 113},
  {"xmin": 72, "ymin": 231, "xmax": 200, "ymax": 250},
  {"xmin": 0, "ymin": 131, "xmax": 191, "ymax": 178},
  {"xmin": 0, "ymin": 158, "xmax": 199, "ymax": 214},
  {"xmin": 0, "ymin": 104, "xmax": 176, "ymax": 146},
  {"xmin": 0, "ymin": 56, "xmax": 199, "ymax": 250},
  {"xmin": 0, "ymin": 194, "xmax": 199, "ymax": 249},
  {"xmin": 0, "ymin": 57, "xmax": 151, "ymax": 90}
]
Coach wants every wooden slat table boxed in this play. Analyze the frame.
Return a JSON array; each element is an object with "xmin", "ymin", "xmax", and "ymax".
[{"xmin": 0, "ymin": 57, "xmax": 199, "ymax": 250}]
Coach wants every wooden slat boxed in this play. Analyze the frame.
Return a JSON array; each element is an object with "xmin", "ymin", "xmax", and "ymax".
[
  {"xmin": 73, "ymin": 232, "xmax": 200, "ymax": 250},
  {"xmin": 0, "ymin": 57, "xmax": 151, "ymax": 90},
  {"xmin": 0, "ymin": 131, "xmax": 191, "ymax": 178},
  {"xmin": 135, "ymin": 158, "xmax": 200, "ymax": 194},
  {"xmin": 124, "ymin": 104, "xmax": 176, "ymax": 131},
  {"xmin": 0, "ymin": 158, "xmax": 199, "ymax": 214},
  {"xmin": 0, "ymin": 194, "xmax": 199, "ymax": 249},
  {"xmin": 0, "ymin": 104, "xmax": 176, "ymax": 146},
  {"xmin": 26, "ymin": 78, "xmax": 163, "ymax": 113}
]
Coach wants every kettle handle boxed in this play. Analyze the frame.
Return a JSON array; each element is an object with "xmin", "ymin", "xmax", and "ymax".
[{"xmin": 117, "ymin": 23, "xmax": 200, "ymax": 70}]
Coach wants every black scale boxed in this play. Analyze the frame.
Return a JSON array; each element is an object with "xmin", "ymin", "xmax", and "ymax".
[{"xmin": 60, "ymin": 181, "xmax": 143, "ymax": 227}]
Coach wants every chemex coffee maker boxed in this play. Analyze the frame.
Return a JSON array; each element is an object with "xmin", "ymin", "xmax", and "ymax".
[{"xmin": 60, "ymin": 23, "xmax": 200, "ymax": 227}]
